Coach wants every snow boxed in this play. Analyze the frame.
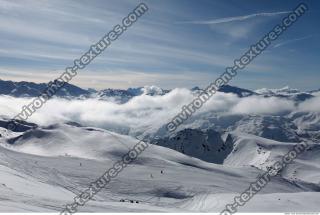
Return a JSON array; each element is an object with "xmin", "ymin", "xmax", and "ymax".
[
  {"xmin": 255, "ymin": 86, "xmax": 301, "ymax": 96},
  {"xmin": 0, "ymin": 122, "xmax": 319, "ymax": 212},
  {"xmin": 0, "ymin": 83, "xmax": 320, "ymax": 212}
]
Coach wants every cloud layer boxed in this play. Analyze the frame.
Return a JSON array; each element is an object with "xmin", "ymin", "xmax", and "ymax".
[{"xmin": 1, "ymin": 89, "xmax": 319, "ymax": 135}]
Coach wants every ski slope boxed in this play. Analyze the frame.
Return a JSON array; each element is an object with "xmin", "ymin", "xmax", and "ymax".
[{"xmin": 0, "ymin": 123, "xmax": 319, "ymax": 212}]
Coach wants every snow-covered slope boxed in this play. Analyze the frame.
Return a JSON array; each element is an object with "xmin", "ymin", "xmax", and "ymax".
[
  {"xmin": 0, "ymin": 122, "xmax": 319, "ymax": 212},
  {"xmin": 255, "ymin": 86, "xmax": 314, "ymax": 102},
  {"xmin": 255, "ymin": 86, "xmax": 301, "ymax": 95},
  {"xmin": 221, "ymin": 132, "xmax": 320, "ymax": 184},
  {"xmin": 229, "ymin": 115, "xmax": 300, "ymax": 142}
]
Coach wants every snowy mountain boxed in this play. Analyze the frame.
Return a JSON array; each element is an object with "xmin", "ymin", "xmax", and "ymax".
[
  {"xmin": 218, "ymin": 85, "xmax": 256, "ymax": 97},
  {"xmin": 190, "ymin": 85, "xmax": 256, "ymax": 97},
  {"xmin": 93, "ymin": 86, "xmax": 170, "ymax": 103},
  {"xmin": 0, "ymin": 80, "xmax": 320, "ymax": 212},
  {"xmin": 0, "ymin": 79, "xmax": 89, "ymax": 98},
  {"xmin": 1, "ymin": 79, "xmax": 316, "ymax": 104},
  {"xmin": 1, "ymin": 121, "xmax": 320, "ymax": 212},
  {"xmin": 255, "ymin": 86, "xmax": 301, "ymax": 95},
  {"xmin": 0, "ymin": 79, "xmax": 170, "ymax": 102},
  {"xmin": 255, "ymin": 86, "xmax": 314, "ymax": 102}
]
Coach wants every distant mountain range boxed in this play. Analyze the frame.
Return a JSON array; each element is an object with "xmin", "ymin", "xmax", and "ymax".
[
  {"xmin": 0, "ymin": 79, "xmax": 317, "ymax": 102},
  {"xmin": 0, "ymin": 79, "xmax": 89, "ymax": 98},
  {"xmin": 0, "ymin": 79, "xmax": 170, "ymax": 101}
]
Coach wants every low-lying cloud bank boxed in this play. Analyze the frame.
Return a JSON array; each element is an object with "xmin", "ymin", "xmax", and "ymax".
[{"xmin": 0, "ymin": 88, "xmax": 319, "ymax": 134}]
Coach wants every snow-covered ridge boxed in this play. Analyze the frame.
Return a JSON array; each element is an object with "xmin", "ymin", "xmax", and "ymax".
[
  {"xmin": 0, "ymin": 79, "xmax": 170, "ymax": 101},
  {"xmin": 255, "ymin": 86, "xmax": 301, "ymax": 95},
  {"xmin": 255, "ymin": 86, "xmax": 314, "ymax": 102},
  {"xmin": 1, "ymin": 79, "xmax": 316, "ymax": 103}
]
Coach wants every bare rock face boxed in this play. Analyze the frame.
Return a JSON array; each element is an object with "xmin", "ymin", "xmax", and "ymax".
[{"xmin": 154, "ymin": 128, "xmax": 233, "ymax": 164}]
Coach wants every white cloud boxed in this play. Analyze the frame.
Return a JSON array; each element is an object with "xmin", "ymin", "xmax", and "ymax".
[
  {"xmin": 177, "ymin": 11, "xmax": 290, "ymax": 25},
  {"xmin": 0, "ymin": 89, "xmax": 194, "ymax": 134},
  {"xmin": 1, "ymin": 89, "xmax": 313, "ymax": 136},
  {"xmin": 273, "ymin": 35, "xmax": 313, "ymax": 48},
  {"xmin": 298, "ymin": 95, "xmax": 320, "ymax": 113},
  {"xmin": 230, "ymin": 96, "xmax": 295, "ymax": 114}
]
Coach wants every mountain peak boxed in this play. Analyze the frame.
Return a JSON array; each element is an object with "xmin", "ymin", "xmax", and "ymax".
[{"xmin": 255, "ymin": 86, "xmax": 301, "ymax": 95}]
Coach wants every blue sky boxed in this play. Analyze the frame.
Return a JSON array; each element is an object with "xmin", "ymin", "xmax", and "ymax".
[{"xmin": 0, "ymin": 0, "xmax": 319, "ymax": 90}]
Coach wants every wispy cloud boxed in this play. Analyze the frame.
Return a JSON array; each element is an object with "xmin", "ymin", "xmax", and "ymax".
[
  {"xmin": 177, "ymin": 11, "xmax": 290, "ymax": 25},
  {"xmin": 273, "ymin": 35, "xmax": 313, "ymax": 48},
  {"xmin": 0, "ymin": 0, "xmax": 318, "ymax": 91}
]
